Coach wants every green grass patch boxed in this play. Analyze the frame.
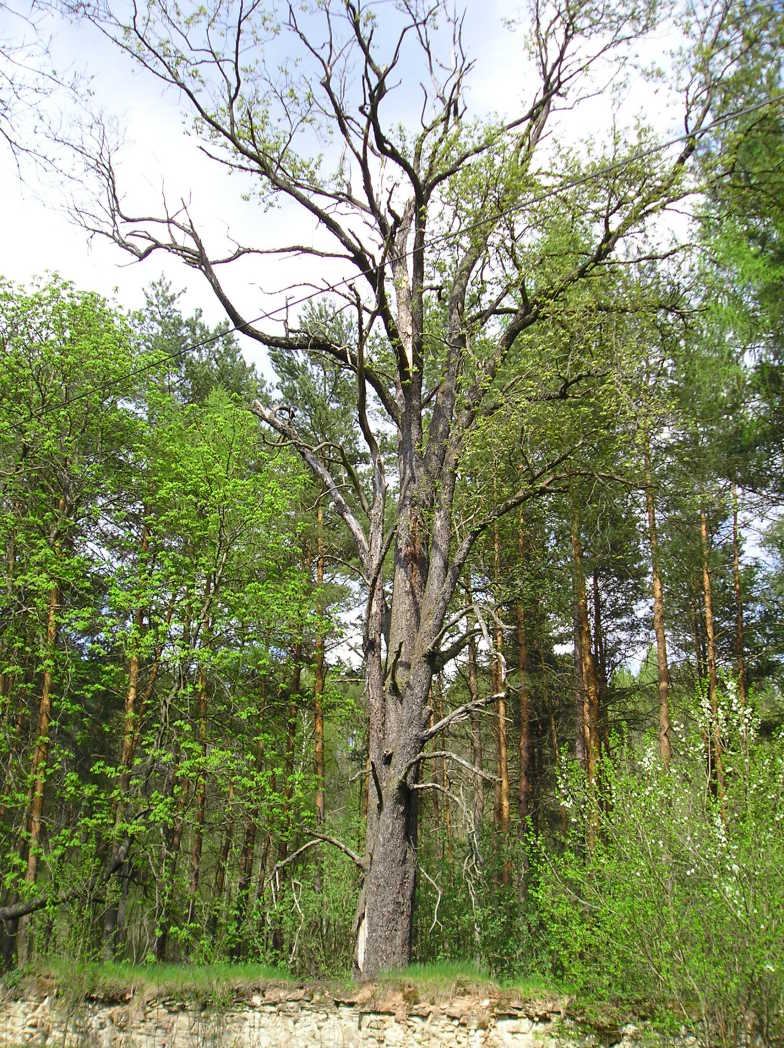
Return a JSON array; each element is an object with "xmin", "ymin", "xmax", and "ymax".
[
  {"xmin": 20, "ymin": 958, "xmax": 294, "ymax": 1002},
  {"xmin": 374, "ymin": 961, "xmax": 565, "ymax": 998},
  {"xmin": 4, "ymin": 957, "xmax": 568, "ymax": 1009}
]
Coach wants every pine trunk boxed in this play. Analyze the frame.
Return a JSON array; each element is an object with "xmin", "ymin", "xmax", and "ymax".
[
  {"xmin": 731, "ymin": 483, "xmax": 748, "ymax": 707},
  {"xmin": 570, "ymin": 507, "xmax": 600, "ymax": 846},
  {"xmin": 643, "ymin": 442, "xmax": 671, "ymax": 768},
  {"xmin": 700, "ymin": 505, "xmax": 725, "ymax": 804},
  {"xmin": 314, "ymin": 505, "xmax": 326, "ymax": 824},
  {"xmin": 467, "ymin": 630, "xmax": 484, "ymax": 843}
]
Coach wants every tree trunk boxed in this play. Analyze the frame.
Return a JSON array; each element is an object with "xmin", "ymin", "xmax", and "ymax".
[
  {"xmin": 186, "ymin": 662, "xmax": 209, "ymax": 927},
  {"xmin": 570, "ymin": 506, "xmax": 600, "ymax": 846},
  {"xmin": 103, "ymin": 525, "xmax": 150, "ymax": 959},
  {"xmin": 700, "ymin": 504, "xmax": 725, "ymax": 804},
  {"xmin": 231, "ymin": 816, "xmax": 258, "ymax": 958},
  {"xmin": 314, "ymin": 504, "xmax": 326, "ymax": 825},
  {"xmin": 17, "ymin": 578, "xmax": 60, "ymax": 964},
  {"xmin": 229, "ymin": 678, "xmax": 266, "ymax": 958},
  {"xmin": 207, "ymin": 781, "xmax": 234, "ymax": 941},
  {"xmin": 154, "ymin": 768, "xmax": 189, "ymax": 962},
  {"xmin": 515, "ymin": 601, "xmax": 532, "ymax": 827},
  {"xmin": 515, "ymin": 517, "xmax": 532, "ymax": 832},
  {"xmin": 572, "ymin": 607, "xmax": 587, "ymax": 768},
  {"xmin": 592, "ymin": 571, "xmax": 608, "ymax": 722},
  {"xmin": 467, "ymin": 630, "xmax": 484, "ymax": 846},
  {"xmin": 277, "ymin": 647, "xmax": 302, "ymax": 866},
  {"xmin": 643, "ymin": 441, "xmax": 671, "ymax": 768},
  {"xmin": 492, "ymin": 523, "xmax": 511, "ymax": 839},
  {"xmin": 731, "ymin": 483, "xmax": 748, "ymax": 708},
  {"xmin": 432, "ymin": 675, "xmax": 450, "ymax": 852},
  {"xmin": 354, "ymin": 501, "xmax": 428, "ymax": 978},
  {"xmin": 0, "ymin": 531, "xmax": 15, "ymax": 712}
]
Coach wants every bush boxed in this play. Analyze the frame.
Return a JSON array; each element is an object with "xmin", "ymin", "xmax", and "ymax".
[{"xmin": 533, "ymin": 707, "xmax": 784, "ymax": 1046}]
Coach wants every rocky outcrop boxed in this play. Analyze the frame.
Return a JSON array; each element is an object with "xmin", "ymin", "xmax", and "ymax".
[{"xmin": 0, "ymin": 981, "xmax": 694, "ymax": 1046}]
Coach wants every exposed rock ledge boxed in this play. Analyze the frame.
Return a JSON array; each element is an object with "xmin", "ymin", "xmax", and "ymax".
[{"xmin": 0, "ymin": 980, "xmax": 693, "ymax": 1047}]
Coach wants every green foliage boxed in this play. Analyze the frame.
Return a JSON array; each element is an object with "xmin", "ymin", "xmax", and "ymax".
[{"xmin": 532, "ymin": 711, "xmax": 784, "ymax": 1046}]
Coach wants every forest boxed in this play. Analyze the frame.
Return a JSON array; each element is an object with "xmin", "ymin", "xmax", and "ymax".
[{"xmin": 0, "ymin": 0, "xmax": 783, "ymax": 1044}]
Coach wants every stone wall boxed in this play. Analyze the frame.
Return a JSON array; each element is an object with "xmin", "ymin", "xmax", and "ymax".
[{"xmin": 0, "ymin": 982, "xmax": 693, "ymax": 1047}]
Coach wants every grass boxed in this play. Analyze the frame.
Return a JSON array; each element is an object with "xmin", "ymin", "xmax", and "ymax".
[
  {"xmin": 16, "ymin": 958, "xmax": 295, "ymax": 1003},
  {"xmin": 368, "ymin": 960, "xmax": 567, "ymax": 999},
  {"xmin": 3, "ymin": 957, "xmax": 567, "ymax": 1006}
]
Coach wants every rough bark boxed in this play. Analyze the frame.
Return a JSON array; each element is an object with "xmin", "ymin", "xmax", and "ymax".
[{"xmin": 643, "ymin": 441, "xmax": 671, "ymax": 768}]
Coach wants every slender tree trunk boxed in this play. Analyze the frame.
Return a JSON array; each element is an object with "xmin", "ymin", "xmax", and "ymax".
[
  {"xmin": 232, "ymin": 815, "xmax": 258, "ymax": 959},
  {"xmin": 154, "ymin": 768, "xmax": 189, "ymax": 962},
  {"xmin": 731, "ymin": 483, "xmax": 748, "ymax": 708},
  {"xmin": 314, "ymin": 504, "xmax": 326, "ymax": 825},
  {"xmin": 432, "ymin": 675, "xmax": 450, "ymax": 853},
  {"xmin": 186, "ymin": 662, "xmax": 209, "ymax": 927},
  {"xmin": 570, "ymin": 507, "xmax": 600, "ymax": 847},
  {"xmin": 17, "ymin": 577, "xmax": 60, "ymax": 964},
  {"xmin": 207, "ymin": 781, "xmax": 234, "ymax": 941},
  {"xmin": 230, "ymin": 685, "xmax": 267, "ymax": 958},
  {"xmin": 0, "ymin": 532, "xmax": 15, "ymax": 710},
  {"xmin": 130, "ymin": 595, "xmax": 178, "ymax": 757},
  {"xmin": 515, "ymin": 523, "xmax": 532, "ymax": 831},
  {"xmin": 427, "ymin": 701, "xmax": 441, "ymax": 833},
  {"xmin": 592, "ymin": 572, "xmax": 607, "ymax": 711},
  {"xmin": 573, "ymin": 607, "xmax": 587, "ymax": 768},
  {"xmin": 700, "ymin": 505, "xmax": 725, "ymax": 805},
  {"xmin": 692, "ymin": 595, "xmax": 707, "ymax": 682},
  {"xmin": 516, "ymin": 601, "xmax": 533, "ymax": 825},
  {"xmin": 103, "ymin": 525, "xmax": 150, "ymax": 958},
  {"xmin": 467, "ymin": 630, "xmax": 484, "ymax": 846},
  {"xmin": 277, "ymin": 647, "xmax": 302, "ymax": 866},
  {"xmin": 643, "ymin": 442, "xmax": 671, "ymax": 768},
  {"xmin": 492, "ymin": 523, "xmax": 511, "ymax": 839}
]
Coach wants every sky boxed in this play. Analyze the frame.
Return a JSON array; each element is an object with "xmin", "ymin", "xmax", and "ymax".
[
  {"xmin": 0, "ymin": 0, "xmax": 681, "ymax": 370},
  {"xmin": 1, "ymin": 1, "xmax": 546, "ymax": 366}
]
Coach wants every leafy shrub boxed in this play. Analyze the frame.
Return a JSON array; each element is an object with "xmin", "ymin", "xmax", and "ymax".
[{"xmin": 533, "ymin": 701, "xmax": 784, "ymax": 1046}]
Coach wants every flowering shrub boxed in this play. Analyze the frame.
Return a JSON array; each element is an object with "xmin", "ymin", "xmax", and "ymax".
[{"xmin": 534, "ymin": 691, "xmax": 784, "ymax": 1046}]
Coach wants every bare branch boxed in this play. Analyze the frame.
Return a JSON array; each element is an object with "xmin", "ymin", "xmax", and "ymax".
[{"xmin": 421, "ymin": 690, "xmax": 506, "ymax": 743}]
